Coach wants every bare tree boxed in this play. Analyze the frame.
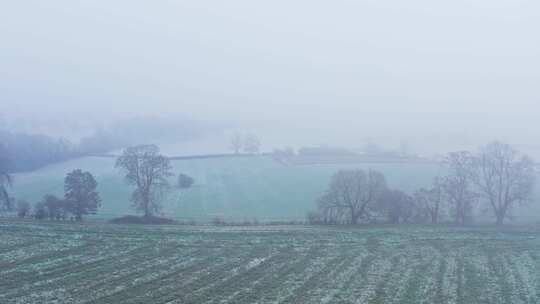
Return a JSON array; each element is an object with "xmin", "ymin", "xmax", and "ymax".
[
  {"xmin": 16, "ymin": 199, "xmax": 31, "ymax": 218},
  {"xmin": 33, "ymin": 202, "xmax": 47, "ymax": 220},
  {"xmin": 414, "ymin": 177, "xmax": 444, "ymax": 224},
  {"xmin": 177, "ymin": 173, "xmax": 194, "ymax": 204},
  {"xmin": 243, "ymin": 134, "xmax": 261, "ymax": 154},
  {"xmin": 64, "ymin": 169, "xmax": 101, "ymax": 221},
  {"xmin": 115, "ymin": 145, "xmax": 173, "ymax": 217},
  {"xmin": 0, "ymin": 174, "xmax": 11, "ymax": 212},
  {"xmin": 316, "ymin": 194, "xmax": 347, "ymax": 224},
  {"xmin": 471, "ymin": 142, "xmax": 535, "ymax": 225},
  {"xmin": 442, "ymin": 151, "xmax": 476, "ymax": 225},
  {"xmin": 0, "ymin": 144, "xmax": 12, "ymax": 211},
  {"xmin": 317, "ymin": 169, "xmax": 386, "ymax": 224},
  {"xmin": 230, "ymin": 133, "xmax": 243, "ymax": 154},
  {"xmin": 41, "ymin": 194, "xmax": 67, "ymax": 220},
  {"xmin": 306, "ymin": 210, "xmax": 323, "ymax": 225},
  {"xmin": 378, "ymin": 189, "xmax": 416, "ymax": 224}
]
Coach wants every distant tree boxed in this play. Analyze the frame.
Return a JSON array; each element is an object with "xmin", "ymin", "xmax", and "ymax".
[
  {"xmin": 33, "ymin": 202, "xmax": 47, "ymax": 220},
  {"xmin": 414, "ymin": 177, "xmax": 444, "ymax": 224},
  {"xmin": 64, "ymin": 169, "xmax": 101, "ymax": 221},
  {"xmin": 177, "ymin": 173, "xmax": 194, "ymax": 190},
  {"xmin": 0, "ymin": 144, "xmax": 12, "ymax": 211},
  {"xmin": 115, "ymin": 145, "xmax": 173, "ymax": 217},
  {"xmin": 471, "ymin": 142, "xmax": 536, "ymax": 225},
  {"xmin": 212, "ymin": 216, "xmax": 226, "ymax": 225},
  {"xmin": 230, "ymin": 133, "xmax": 243, "ymax": 154},
  {"xmin": 317, "ymin": 169, "xmax": 387, "ymax": 224},
  {"xmin": 16, "ymin": 199, "xmax": 31, "ymax": 218},
  {"xmin": 177, "ymin": 173, "xmax": 194, "ymax": 204},
  {"xmin": 316, "ymin": 194, "xmax": 347, "ymax": 224},
  {"xmin": 243, "ymin": 134, "xmax": 261, "ymax": 154},
  {"xmin": 378, "ymin": 189, "xmax": 416, "ymax": 224},
  {"xmin": 41, "ymin": 194, "xmax": 66, "ymax": 220},
  {"xmin": 306, "ymin": 210, "xmax": 323, "ymax": 225},
  {"xmin": 443, "ymin": 151, "xmax": 476, "ymax": 225}
]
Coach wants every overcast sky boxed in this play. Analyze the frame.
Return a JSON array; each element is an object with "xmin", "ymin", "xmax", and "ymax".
[{"xmin": 1, "ymin": 0, "xmax": 539, "ymax": 153}]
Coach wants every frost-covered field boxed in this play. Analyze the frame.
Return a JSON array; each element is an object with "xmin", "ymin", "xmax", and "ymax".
[{"xmin": 2, "ymin": 221, "xmax": 540, "ymax": 304}]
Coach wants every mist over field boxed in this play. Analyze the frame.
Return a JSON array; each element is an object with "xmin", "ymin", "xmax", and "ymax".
[
  {"xmin": 3, "ymin": 1, "xmax": 540, "ymax": 304},
  {"xmin": 2, "ymin": 0, "xmax": 540, "ymax": 156}
]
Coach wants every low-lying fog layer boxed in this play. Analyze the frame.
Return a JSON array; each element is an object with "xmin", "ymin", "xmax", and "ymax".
[{"xmin": 2, "ymin": 0, "xmax": 540, "ymax": 156}]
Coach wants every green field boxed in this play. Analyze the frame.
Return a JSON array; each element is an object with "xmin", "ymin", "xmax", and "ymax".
[
  {"xmin": 10, "ymin": 156, "xmax": 444, "ymax": 221},
  {"xmin": 2, "ymin": 221, "xmax": 540, "ymax": 303}
]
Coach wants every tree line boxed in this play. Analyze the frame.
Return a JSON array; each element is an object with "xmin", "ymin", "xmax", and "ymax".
[
  {"xmin": 0, "ymin": 130, "xmax": 78, "ymax": 173},
  {"xmin": 1, "ymin": 141, "xmax": 535, "ymax": 226},
  {"xmin": 0, "ymin": 144, "xmax": 194, "ymax": 222},
  {"xmin": 308, "ymin": 141, "xmax": 536, "ymax": 226},
  {"xmin": 229, "ymin": 133, "xmax": 261, "ymax": 154},
  {"xmin": 0, "ymin": 117, "xmax": 211, "ymax": 173},
  {"xmin": 10, "ymin": 169, "xmax": 101, "ymax": 221}
]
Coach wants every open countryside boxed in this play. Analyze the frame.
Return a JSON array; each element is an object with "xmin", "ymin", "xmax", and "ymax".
[
  {"xmin": 10, "ymin": 155, "xmax": 540, "ymax": 223},
  {"xmin": 3, "ymin": 0, "xmax": 540, "ymax": 303}
]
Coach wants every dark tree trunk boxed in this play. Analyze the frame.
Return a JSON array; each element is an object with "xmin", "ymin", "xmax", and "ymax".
[
  {"xmin": 350, "ymin": 210, "xmax": 359, "ymax": 225},
  {"xmin": 431, "ymin": 207, "xmax": 438, "ymax": 224},
  {"xmin": 495, "ymin": 213, "xmax": 505, "ymax": 226},
  {"xmin": 143, "ymin": 191, "xmax": 151, "ymax": 218}
]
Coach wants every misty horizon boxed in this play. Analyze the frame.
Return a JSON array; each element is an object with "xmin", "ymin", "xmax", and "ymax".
[
  {"xmin": 2, "ymin": 0, "xmax": 540, "ymax": 156},
  {"xmin": 2, "ymin": 3, "xmax": 540, "ymax": 303}
]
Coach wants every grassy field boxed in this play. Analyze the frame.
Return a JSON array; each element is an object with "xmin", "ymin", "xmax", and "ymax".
[
  {"xmin": 10, "ymin": 156, "xmax": 443, "ymax": 221},
  {"xmin": 10, "ymin": 155, "xmax": 540, "ymax": 223},
  {"xmin": 2, "ymin": 221, "xmax": 540, "ymax": 303}
]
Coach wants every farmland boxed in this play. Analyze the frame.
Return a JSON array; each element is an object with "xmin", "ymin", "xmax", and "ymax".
[
  {"xmin": 2, "ymin": 221, "xmax": 540, "ymax": 303},
  {"xmin": 10, "ymin": 155, "xmax": 540, "ymax": 223},
  {"xmin": 10, "ymin": 156, "xmax": 443, "ymax": 221}
]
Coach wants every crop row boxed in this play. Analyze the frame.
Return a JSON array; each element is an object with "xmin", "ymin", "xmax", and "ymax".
[{"xmin": 2, "ymin": 222, "xmax": 540, "ymax": 304}]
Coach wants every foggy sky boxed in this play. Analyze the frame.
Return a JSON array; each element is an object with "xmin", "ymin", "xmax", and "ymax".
[{"xmin": 1, "ymin": 0, "xmax": 539, "ymax": 154}]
